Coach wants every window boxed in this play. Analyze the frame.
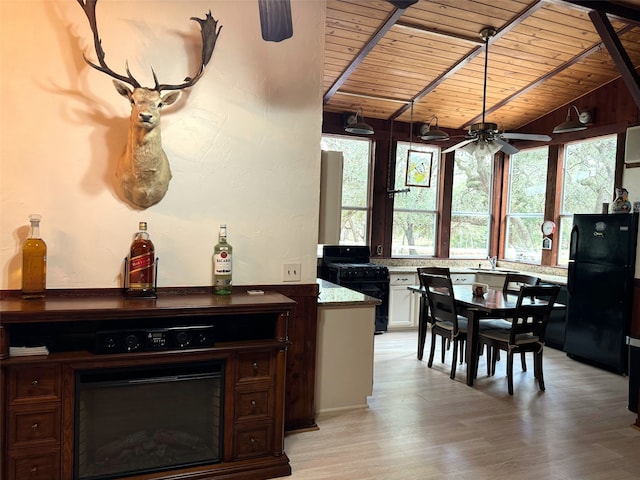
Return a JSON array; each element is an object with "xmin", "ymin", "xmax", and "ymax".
[
  {"xmin": 504, "ymin": 147, "xmax": 549, "ymax": 264},
  {"xmin": 450, "ymin": 149, "xmax": 493, "ymax": 258},
  {"xmin": 392, "ymin": 142, "xmax": 440, "ymax": 256},
  {"xmin": 320, "ymin": 135, "xmax": 373, "ymax": 245},
  {"xmin": 556, "ymin": 135, "xmax": 617, "ymax": 265}
]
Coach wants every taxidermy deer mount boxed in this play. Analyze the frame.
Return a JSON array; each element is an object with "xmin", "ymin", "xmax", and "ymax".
[{"xmin": 77, "ymin": 0, "xmax": 222, "ymax": 208}]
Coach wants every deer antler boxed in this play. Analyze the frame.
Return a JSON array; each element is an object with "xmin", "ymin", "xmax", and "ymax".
[
  {"xmin": 154, "ymin": 11, "xmax": 222, "ymax": 92},
  {"xmin": 78, "ymin": 1, "xmax": 222, "ymax": 92},
  {"xmin": 77, "ymin": 0, "xmax": 141, "ymax": 88}
]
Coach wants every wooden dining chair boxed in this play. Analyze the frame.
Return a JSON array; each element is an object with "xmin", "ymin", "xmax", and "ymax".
[
  {"xmin": 482, "ymin": 273, "xmax": 541, "ymax": 375},
  {"xmin": 417, "ymin": 267, "xmax": 451, "ymax": 361},
  {"xmin": 422, "ymin": 273, "xmax": 468, "ymax": 379},
  {"xmin": 476, "ymin": 284, "xmax": 560, "ymax": 395},
  {"xmin": 503, "ymin": 273, "xmax": 540, "ymax": 295}
]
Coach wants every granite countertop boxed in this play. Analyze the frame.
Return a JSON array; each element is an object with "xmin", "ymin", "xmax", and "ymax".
[
  {"xmin": 316, "ymin": 279, "xmax": 381, "ymax": 307},
  {"xmin": 383, "ymin": 264, "xmax": 567, "ymax": 285}
]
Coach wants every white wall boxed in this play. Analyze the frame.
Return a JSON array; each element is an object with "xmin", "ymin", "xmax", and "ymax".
[{"xmin": 0, "ymin": 0, "xmax": 325, "ymax": 289}]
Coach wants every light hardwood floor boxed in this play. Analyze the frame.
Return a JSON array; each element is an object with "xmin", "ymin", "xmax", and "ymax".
[{"xmin": 285, "ymin": 330, "xmax": 640, "ymax": 479}]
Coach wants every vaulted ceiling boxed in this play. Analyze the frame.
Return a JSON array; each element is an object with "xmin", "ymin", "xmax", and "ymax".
[{"xmin": 322, "ymin": 0, "xmax": 640, "ymax": 136}]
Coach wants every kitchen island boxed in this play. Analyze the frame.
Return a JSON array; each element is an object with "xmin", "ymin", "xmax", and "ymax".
[{"xmin": 315, "ymin": 279, "xmax": 380, "ymax": 414}]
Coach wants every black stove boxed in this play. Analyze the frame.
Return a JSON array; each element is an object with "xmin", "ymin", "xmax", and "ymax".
[{"xmin": 320, "ymin": 246, "xmax": 389, "ymax": 332}]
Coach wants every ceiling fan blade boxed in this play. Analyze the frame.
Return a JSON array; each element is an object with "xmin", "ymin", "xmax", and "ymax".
[
  {"xmin": 500, "ymin": 132, "xmax": 551, "ymax": 141},
  {"xmin": 258, "ymin": 0, "xmax": 293, "ymax": 42},
  {"xmin": 443, "ymin": 138, "xmax": 476, "ymax": 153},
  {"xmin": 494, "ymin": 138, "xmax": 520, "ymax": 155}
]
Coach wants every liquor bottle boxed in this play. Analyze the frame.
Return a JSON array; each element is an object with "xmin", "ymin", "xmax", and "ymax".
[
  {"xmin": 21, "ymin": 214, "xmax": 47, "ymax": 299},
  {"xmin": 213, "ymin": 224, "xmax": 232, "ymax": 295},
  {"xmin": 127, "ymin": 221, "xmax": 155, "ymax": 296}
]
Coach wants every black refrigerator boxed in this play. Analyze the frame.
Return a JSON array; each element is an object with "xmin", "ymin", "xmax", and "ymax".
[{"xmin": 565, "ymin": 213, "xmax": 638, "ymax": 374}]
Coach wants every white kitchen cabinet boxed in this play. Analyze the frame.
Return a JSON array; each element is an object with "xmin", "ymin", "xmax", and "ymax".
[
  {"xmin": 451, "ymin": 273, "xmax": 476, "ymax": 285},
  {"xmin": 475, "ymin": 272, "xmax": 507, "ymax": 289},
  {"xmin": 388, "ymin": 273, "xmax": 419, "ymax": 329}
]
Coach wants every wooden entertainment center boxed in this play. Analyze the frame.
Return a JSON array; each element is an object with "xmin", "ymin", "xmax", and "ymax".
[{"xmin": 0, "ymin": 290, "xmax": 296, "ymax": 480}]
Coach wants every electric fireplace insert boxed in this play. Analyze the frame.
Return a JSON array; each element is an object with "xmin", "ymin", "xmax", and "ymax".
[{"xmin": 74, "ymin": 361, "xmax": 224, "ymax": 480}]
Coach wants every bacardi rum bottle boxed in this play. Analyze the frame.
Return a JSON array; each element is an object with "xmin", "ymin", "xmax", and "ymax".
[
  {"xmin": 213, "ymin": 224, "xmax": 232, "ymax": 295},
  {"xmin": 127, "ymin": 222, "xmax": 155, "ymax": 296},
  {"xmin": 21, "ymin": 214, "xmax": 47, "ymax": 299}
]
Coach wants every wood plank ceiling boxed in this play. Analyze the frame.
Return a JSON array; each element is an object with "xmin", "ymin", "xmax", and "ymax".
[{"xmin": 323, "ymin": 0, "xmax": 640, "ymax": 135}]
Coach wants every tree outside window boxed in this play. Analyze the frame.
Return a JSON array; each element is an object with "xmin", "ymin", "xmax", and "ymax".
[
  {"xmin": 320, "ymin": 135, "xmax": 373, "ymax": 245},
  {"xmin": 505, "ymin": 147, "xmax": 549, "ymax": 263},
  {"xmin": 450, "ymin": 149, "xmax": 493, "ymax": 258},
  {"xmin": 392, "ymin": 142, "xmax": 440, "ymax": 256},
  {"xmin": 557, "ymin": 135, "xmax": 617, "ymax": 265}
]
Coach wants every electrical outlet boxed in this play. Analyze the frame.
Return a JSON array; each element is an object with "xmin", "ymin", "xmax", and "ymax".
[{"xmin": 283, "ymin": 263, "xmax": 301, "ymax": 282}]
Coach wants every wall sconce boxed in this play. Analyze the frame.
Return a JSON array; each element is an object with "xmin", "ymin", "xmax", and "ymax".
[
  {"xmin": 344, "ymin": 107, "xmax": 374, "ymax": 135},
  {"xmin": 419, "ymin": 116, "xmax": 450, "ymax": 142},
  {"xmin": 553, "ymin": 105, "xmax": 592, "ymax": 134}
]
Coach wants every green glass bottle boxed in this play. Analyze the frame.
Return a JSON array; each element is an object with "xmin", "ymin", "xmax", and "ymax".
[{"xmin": 213, "ymin": 224, "xmax": 232, "ymax": 295}]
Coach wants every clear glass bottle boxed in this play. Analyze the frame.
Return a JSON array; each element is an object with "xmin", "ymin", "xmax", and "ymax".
[
  {"xmin": 127, "ymin": 222, "xmax": 156, "ymax": 296},
  {"xmin": 213, "ymin": 224, "xmax": 232, "ymax": 295},
  {"xmin": 22, "ymin": 214, "xmax": 47, "ymax": 299}
]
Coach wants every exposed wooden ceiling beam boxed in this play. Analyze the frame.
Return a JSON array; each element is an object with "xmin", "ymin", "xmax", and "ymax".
[
  {"xmin": 323, "ymin": 6, "xmax": 408, "ymax": 104},
  {"xmin": 481, "ymin": 23, "xmax": 636, "ymax": 123},
  {"xmin": 557, "ymin": 0, "xmax": 640, "ymax": 26},
  {"xmin": 447, "ymin": 0, "xmax": 548, "ymax": 127},
  {"xmin": 588, "ymin": 9, "xmax": 640, "ymax": 109},
  {"xmin": 393, "ymin": 22, "xmax": 484, "ymax": 45}
]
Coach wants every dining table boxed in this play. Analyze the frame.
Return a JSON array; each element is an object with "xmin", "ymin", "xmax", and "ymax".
[{"xmin": 408, "ymin": 284, "xmax": 558, "ymax": 387}]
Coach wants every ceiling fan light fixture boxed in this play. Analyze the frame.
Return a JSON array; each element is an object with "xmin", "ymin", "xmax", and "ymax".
[
  {"xmin": 345, "ymin": 107, "xmax": 375, "ymax": 135},
  {"xmin": 461, "ymin": 139, "xmax": 501, "ymax": 160},
  {"xmin": 552, "ymin": 105, "xmax": 591, "ymax": 134},
  {"xmin": 419, "ymin": 115, "xmax": 450, "ymax": 141}
]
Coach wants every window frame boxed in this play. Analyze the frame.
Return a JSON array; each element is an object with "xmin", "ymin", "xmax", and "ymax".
[
  {"xmin": 502, "ymin": 146, "xmax": 550, "ymax": 265},
  {"xmin": 391, "ymin": 141, "xmax": 441, "ymax": 257},
  {"xmin": 449, "ymin": 148, "xmax": 494, "ymax": 259},
  {"xmin": 320, "ymin": 134, "xmax": 375, "ymax": 246}
]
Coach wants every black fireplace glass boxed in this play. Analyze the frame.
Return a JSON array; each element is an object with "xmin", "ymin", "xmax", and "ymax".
[{"xmin": 74, "ymin": 361, "xmax": 223, "ymax": 480}]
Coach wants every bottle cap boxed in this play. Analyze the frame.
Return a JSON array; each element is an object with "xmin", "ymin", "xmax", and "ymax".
[
  {"xmin": 139, "ymin": 221, "xmax": 147, "ymax": 230},
  {"xmin": 28, "ymin": 214, "xmax": 42, "ymax": 223}
]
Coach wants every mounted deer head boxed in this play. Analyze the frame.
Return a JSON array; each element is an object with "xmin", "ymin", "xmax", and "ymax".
[{"xmin": 77, "ymin": 0, "xmax": 222, "ymax": 208}]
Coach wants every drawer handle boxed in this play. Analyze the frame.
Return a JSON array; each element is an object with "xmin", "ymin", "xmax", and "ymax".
[
  {"xmin": 31, "ymin": 379, "xmax": 39, "ymax": 385},
  {"xmin": 252, "ymin": 362, "xmax": 259, "ymax": 373},
  {"xmin": 31, "ymin": 423, "xmax": 39, "ymax": 431},
  {"xmin": 250, "ymin": 399, "xmax": 257, "ymax": 411},
  {"xmin": 250, "ymin": 436, "xmax": 256, "ymax": 445},
  {"xmin": 31, "ymin": 466, "xmax": 38, "ymax": 474}
]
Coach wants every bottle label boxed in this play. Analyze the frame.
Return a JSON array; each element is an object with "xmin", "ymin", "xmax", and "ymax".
[
  {"xmin": 130, "ymin": 253, "xmax": 153, "ymax": 272},
  {"xmin": 129, "ymin": 253, "xmax": 154, "ymax": 287},
  {"xmin": 214, "ymin": 252, "xmax": 232, "ymax": 275}
]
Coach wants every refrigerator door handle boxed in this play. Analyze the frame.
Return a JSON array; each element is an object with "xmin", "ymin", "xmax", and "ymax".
[
  {"xmin": 567, "ymin": 261, "xmax": 575, "ymax": 295},
  {"xmin": 627, "ymin": 337, "xmax": 640, "ymax": 348},
  {"xmin": 569, "ymin": 223, "xmax": 579, "ymax": 261}
]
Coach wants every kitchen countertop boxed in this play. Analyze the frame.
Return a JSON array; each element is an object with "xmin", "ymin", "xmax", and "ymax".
[
  {"xmin": 384, "ymin": 265, "xmax": 567, "ymax": 285},
  {"xmin": 316, "ymin": 279, "xmax": 382, "ymax": 307}
]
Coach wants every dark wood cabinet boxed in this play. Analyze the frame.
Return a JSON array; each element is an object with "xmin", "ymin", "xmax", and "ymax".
[
  {"xmin": 0, "ymin": 290, "xmax": 296, "ymax": 480},
  {"xmin": 6, "ymin": 363, "xmax": 62, "ymax": 480}
]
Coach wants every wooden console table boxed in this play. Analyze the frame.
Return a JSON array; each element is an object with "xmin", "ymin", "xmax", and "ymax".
[{"xmin": 0, "ymin": 290, "xmax": 296, "ymax": 480}]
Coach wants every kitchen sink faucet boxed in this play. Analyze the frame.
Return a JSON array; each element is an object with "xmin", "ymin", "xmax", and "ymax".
[{"xmin": 487, "ymin": 256, "xmax": 497, "ymax": 270}]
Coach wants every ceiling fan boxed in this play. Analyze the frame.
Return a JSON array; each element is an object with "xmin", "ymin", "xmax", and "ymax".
[
  {"xmin": 258, "ymin": 0, "xmax": 293, "ymax": 42},
  {"xmin": 258, "ymin": 0, "xmax": 419, "ymax": 42},
  {"xmin": 443, "ymin": 27, "xmax": 551, "ymax": 157}
]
